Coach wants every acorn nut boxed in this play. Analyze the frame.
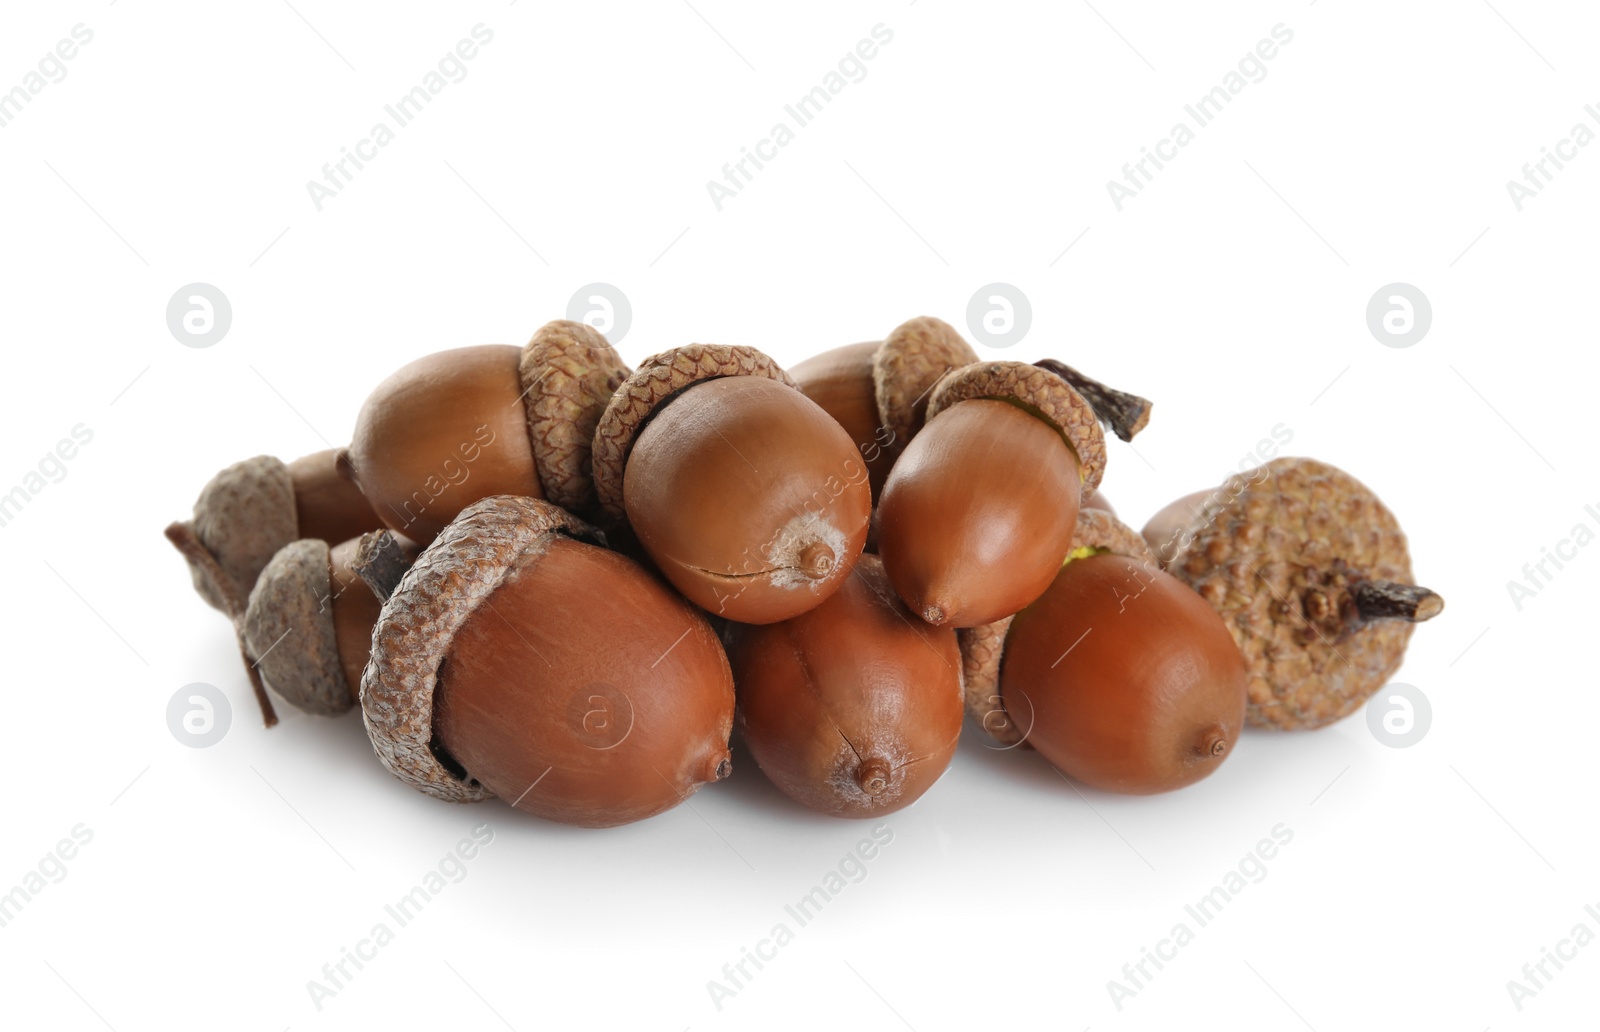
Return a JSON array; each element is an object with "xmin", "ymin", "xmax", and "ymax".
[
  {"xmin": 963, "ymin": 509, "xmax": 1248, "ymax": 794},
  {"xmin": 876, "ymin": 360, "xmax": 1107, "ymax": 628},
  {"xmin": 345, "ymin": 320, "xmax": 629, "ymax": 544},
  {"xmin": 728, "ymin": 555, "xmax": 962, "ymax": 817},
  {"xmin": 1157, "ymin": 457, "xmax": 1444, "ymax": 730},
  {"xmin": 592, "ymin": 344, "xmax": 872, "ymax": 624},
  {"xmin": 362, "ymin": 495, "xmax": 736, "ymax": 828}
]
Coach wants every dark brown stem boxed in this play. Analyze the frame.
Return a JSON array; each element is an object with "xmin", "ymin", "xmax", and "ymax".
[
  {"xmin": 352, "ymin": 529, "xmax": 411, "ymax": 602},
  {"xmin": 1354, "ymin": 580, "xmax": 1444, "ymax": 624},
  {"xmin": 1033, "ymin": 358, "xmax": 1152, "ymax": 442},
  {"xmin": 163, "ymin": 521, "xmax": 278, "ymax": 727}
]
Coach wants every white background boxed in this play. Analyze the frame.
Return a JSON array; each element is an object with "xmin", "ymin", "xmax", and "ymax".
[{"xmin": 1, "ymin": 1, "xmax": 1595, "ymax": 1029}]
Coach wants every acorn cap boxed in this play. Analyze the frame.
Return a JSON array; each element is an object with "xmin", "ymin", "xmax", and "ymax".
[
  {"xmin": 872, "ymin": 316, "xmax": 979, "ymax": 449},
  {"xmin": 1167, "ymin": 457, "xmax": 1442, "ymax": 730},
  {"xmin": 926, "ymin": 361, "xmax": 1108, "ymax": 500},
  {"xmin": 519, "ymin": 320, "xmax": 631, "ymax": 516},
  {"xmin": 243, "ymin": 539, "xmax": 351, "ymax": 717},
  {"xmin": 168, "ymin": 455, "xmax": 298, "ymax": 614},
  {"xmin": 590, "ymin": 344, "xmax": 795, "ymax": 526},
  {"xmin": 361, "ymin": 495, "xmax": 600, "ymax": 803},
  {"xmin": 961, "ymin": 508, "xmax": 1154, "ymax": 746}
]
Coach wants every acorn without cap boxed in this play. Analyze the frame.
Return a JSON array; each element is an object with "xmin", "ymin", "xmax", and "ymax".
[
  {"xmin": 727, "ymin": 555, "xmax": 964, "ymax": 818},
  {"xmin": 963, "ymin": 509, "xmax": 1248, "ymax": 794},
  {"xmin": 876, "ymin": 360, "xmax": 1107, "ymax": 628},
  {"xmin": 591, "ymin": 344, "xmax": 872, "ymax": 625},
  {"xmin": 362, "ymin": 495, "xmax": 735, "ymax": 828},
  {"xmin": 1155, "ymin": 457, "xmax": 1443, "ymax": 730},
  {"xmin": 345, "ymin": 319, "xmax": 629, "ymax": 543}
]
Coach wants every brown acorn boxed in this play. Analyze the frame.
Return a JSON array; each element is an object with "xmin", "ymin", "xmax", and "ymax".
[
  {"xmin": 165, "ymin": 449, "xmax": 383, "ymax": 616},
  {"xmin": 788, "ymin": 317, "xmax": 1154, "ymax": 502},
  {"xmin": 1083, "ymin": 488, "xmax": 1115, "ymax": 514},
  {"xmin": 1158, "ymin": 457, "xmax": 1443, "ymax": 730},
  {"xmin": 1141, "ymin": 489, "xmax": 1213, "ymax": 567},
  {"xmin": 727, "ymin": 555, "xmax": 963, "ymax": 817},
  {"xmin": 362, "ymin": 495, "xmax": 735, "ymax": 828},
  {"xmin": 962, "ymin": 509, "xmax": 1247, "ymax": 794},
  {"xmin": 242, "ymin": 532, "xmax": 419, "ymax": 716},
  {"xmin": 876, "ymin": 361, "xmax": 1107, "ymax": 628},
  {"xmin": 345, "ymin": 320, "xmax": 628, "ymax": 544},
  {"xmin": 591, "ymin": 344, "xmax": 872, "ymax": 625}
]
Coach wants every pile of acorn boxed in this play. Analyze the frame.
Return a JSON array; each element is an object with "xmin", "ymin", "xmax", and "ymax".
[{"xmin": 165, "ymin": 317, "xmax": 1444, "ymax": 827}]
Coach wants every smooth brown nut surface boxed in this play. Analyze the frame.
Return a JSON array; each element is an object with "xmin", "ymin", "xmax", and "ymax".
[
  {"xmin": 1001, "ymin": 553, "xmax": 1248, "ymax": 794},
  {"xmin": 287, "ymin": 449, "xmax": 383, "ymax": 547},
  {"xmin": 877, "ymin": 399, "xmax": 1080, "ymax": 628},
  {"xmin": 434, "ymin": 535, "xmax": 734, "ymax": 828},
  {"xmin": 348, "ymin": 344, "xmax": 543, "ymax": 544},
  {"xmin": 622, "ymin": 375, "xmax": 872, "ymax": 624},
  {"xmin": 789, "ymin": 341, "xmax": 897, "ymax": 501},
  {"xmin": 729, "ymin": 556, "xmax": 963, "ymax": 818}
]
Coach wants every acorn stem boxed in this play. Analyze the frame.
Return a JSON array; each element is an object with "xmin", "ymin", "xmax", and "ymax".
[
  {"xmin": 855, "ymin": 759, "xmax": 892, "ymax": 796},
  {"xmin": 162, "ymin": 521, "xmax": 279, "ymax": 727},
  {"xmin": 352, "ymin": 529, "xmax": 410, "ymax": 602},
  {"xmin": 1033, "ymin": 359, "xmax": 1152, "ymax": 442},
  {"xmin": 1354, "ymin": 580, "xmax": 1444, "ymax": 624}
]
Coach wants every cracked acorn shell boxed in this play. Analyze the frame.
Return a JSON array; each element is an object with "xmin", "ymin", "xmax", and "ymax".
[
  {"xmin": 591, "ymin": 344, "xmax": 872, "ymax": 625},
  {"xmin": 361, "ymin": 495, "xmax": 735, "ymax": 828},
  {"xmin": 345, "ymin": 320, "xmax": 629, "ymax": 544},
  {"xmin": 963, "ymin": 509, "xmax": 1248, "ymax": 794},
  {"xmin": 1160, "ymin": 457, "xmax": 1443, "ymax": 730},
  {"xmin": 165, "ymin": 449, "xmax": 383, "ymax": 615},
  {"xmin": 876, "ymin": 360, "xmax": 1106, "ymax": 628},
  {"xmin": 727, "ymin": 555, "xmax": 963, "ymax": 817},
  {"xmin": 242, "ymin": 534, "xmax": 419, "ymax": 716}
]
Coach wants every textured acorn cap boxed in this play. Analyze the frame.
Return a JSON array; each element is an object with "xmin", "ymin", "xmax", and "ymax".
[
  {"xmin": 590, "ymin": 344, "xmax": 796, "ymax": 526},
  {"xmin": 1167, "ymin": 457, "xmax": 1442, "ymax": 730},
  {"xmin": 872, "ymin": 316, "xmax": 979, "ymax": 450},
  {"xmin": 926, "ymin": 361, "xmax": 1107, "ymax": 502},
  {"xmin": 519, "ymin": 320, "xmax": 631, "ymax": 516},
  {"xmin": 169, "ymin": 455, "xmax": 298, "ymax": 614},
  {"xmin": 961, "ymin": 508, "xmax": 1155, "ymax": 746},
  {"xmin": 243, "ymin": 539, "xmax": 351, "ymax": 717},
  {"xmin": 361, "ymin": 495, "xmax": 599, "ymax": 803}
]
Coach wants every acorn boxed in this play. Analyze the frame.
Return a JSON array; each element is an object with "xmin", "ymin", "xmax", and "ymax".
[
  {"xmin": 788, "ymin": 318, "xmax": 1154, "ymax": 502},
  {"xmin": 727, "ymin": 555, "xmax": 963, "ymax": 817},
  {"xmin": 1141, "ymin": 489, "xmax": 1213, "ymax": 568},
  {"xmin": 876, "ymin": 360, "xmax": 1107, "ymax": 628},
  {"xmin": 1083, "ymin": 488, "xmax": 1115, "ymax": 514},
  {"xmin": 345, "ymin": 319, "xmax": 629, "ymax": 544},
  {"xmin": 591, "ymin": 344, "xmax": 872, "ymax": 624},
  {"xmin": 1159, "ymin": 457, "xmax": 1444, "ymax": 730},
  {"xmin": 164, "ymin": 449, "xmax": 383, "ymax": 616},
  {"xmin": 362, "ymin": 495, "xmax": 735, "ymax": 828},
  {"xmin": 962, "ymin": 509, "xmax": 1248, "ymax": 794},
  {"xmin": 241, "ymin": 531, "xmax": 419, "ymax": 717}
]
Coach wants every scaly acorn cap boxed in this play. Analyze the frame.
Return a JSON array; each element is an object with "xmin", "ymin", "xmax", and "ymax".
[
  {"xmin": 519, "ymin": 319, "xmax": 631, "ymax": 516},
  {"xmin": 925, "ymin": 360, "xmax": 1108, "ymax": 502},
  {"xmin": 243, "ymin": 539, "xmax": 350, "ymax": 717},
  {"xmin": 590, "ymin": 344, "xmax": 795, "ymax": 527},
  {"xmin": 361, "ymin": 495, "xmax": 601, "ymax": 803},
  {"xmin": 872, "ymin": 316, "xmax": 980, "ymax": 450},
  {"xmin": 1165, "ymin": 457, "xmax": 1443, "ymax": 730},
  {"xmin": 166, "ymin": 455, "xmax": 298, "ymax": 615},
  {"xmin": 961, "ymin": 508, "xmax": 1154, "ymax": 747}
]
